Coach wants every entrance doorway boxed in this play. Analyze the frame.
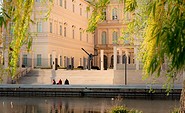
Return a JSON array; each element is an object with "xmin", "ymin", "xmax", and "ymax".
[{"xmin": 104, "ymin": 55, "xmax": 108, "ymax": 70}]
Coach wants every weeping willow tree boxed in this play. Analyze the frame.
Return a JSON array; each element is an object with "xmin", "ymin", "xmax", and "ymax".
[
  {"xmin": 87, "ymin": 0, "xmax": 184, "ymax": 110},
  {"xmin": 0, "ymin": 0, "xmax": 35, "ymax": 81},
  {"xmin": 0, "ymin": 0, "xmax": 52, "ymax": 81},
  {"xmin": 87, "ymin": 0, "xmax": 184, "ymax": 88}
]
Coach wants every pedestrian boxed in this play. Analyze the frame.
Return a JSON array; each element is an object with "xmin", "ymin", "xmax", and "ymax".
[
  {"xmin": 64, "ymin": 79, "xmax": 69, "ymax": 85},
  {"xmin": 52, "ymin": 79, "xmax": 56, "ymax": 85},
  {"xmin": 57, "ymin": 79, "xmax": 62, "ymax": 85}
]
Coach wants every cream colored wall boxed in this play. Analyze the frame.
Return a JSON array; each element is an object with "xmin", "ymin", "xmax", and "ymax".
[{"xmin": 26, "ymin": 0, "xmax": 94, "ymax": 68}]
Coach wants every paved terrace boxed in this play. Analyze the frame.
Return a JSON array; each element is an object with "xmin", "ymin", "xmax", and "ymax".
[{"xmin": 0, "ymin": 84, "xmax": 182, "ymax": 99}]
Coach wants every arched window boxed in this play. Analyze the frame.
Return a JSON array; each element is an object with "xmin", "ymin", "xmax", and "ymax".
[
  {"xmin": 124, "ymin": 33, "xmax": 129, "ymax": 44},
  {"xmin": 112, "ymin": 8, "xmax": 118, "ymax": 20},
  {"xmin": 112, "ymin": 31, "xmax": 118, "ymax": 44},
  {"xmin": 60, "ymin": 0, "xmax": 62, "ymax": 7},
  {"xmin": 101, "ymin": 31, "xmax": 106, "ymax": 44}
]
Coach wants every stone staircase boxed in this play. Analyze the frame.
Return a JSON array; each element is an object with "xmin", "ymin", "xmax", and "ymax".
[{"xmin": 18, "ymin": 69, "xmax": 114, "ymax": 85}]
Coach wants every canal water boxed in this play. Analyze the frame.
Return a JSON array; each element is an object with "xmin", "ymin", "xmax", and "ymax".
[{"xmin": 0, "ymin": 97, "xmax": 179, "ymax": 113}]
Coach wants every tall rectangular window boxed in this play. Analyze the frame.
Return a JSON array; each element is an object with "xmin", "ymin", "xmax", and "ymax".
[
  {"xmin": 73, "ymin": 4, "xmax": 75, "ymax": 12},
  {"xmin": 80, "ymin": 8, "xmax": 82, "ymax": 16},
  {"xmin": 23, "ymin": 55, "xmax": 27, "ymax": 66},
  {"xmin": 9, "ymin": 22, "xmax": 14, "ymax": 35},
  {"xmin": 80, "ymin": 32, "xmax": 82, "ymax": 41},
  {"xmin": 86, "ymin": 12, "xmax": 88, "ymax": 18},
  {"xmin": 64, "ymin": 27, "xmax": 66, "ymax": 37},
  {"xmin": 72, "ymin": 29, "xmax": 74, "ymax": 39},
  {"xmin": 86, "ymin": 34, "xmax": 88, "ymax": 42},
  {"xmin": 50, "ymin": 22, "xmax": 52, "ymax": 33},
  {"xmin": 37, "ymin": 22, "xmax": 42, "ymax": 32},
  {"xmin": 64, "ymin": 0, "xmax": 67, "ymax": 9},
  {"xmin": 60, "ymin": 25, "xmax": 62, "ymax": 36},
  {"xmin": 37, "ymin": 54, "xmax": 42, "ymax": 66},
  {"xmin": 60, "ymin": 0, "xmax": 62, "ymax": 7},
  {"xmin": 55, "ymin": 23, "xmax": 57, "ymax": 34},
  {"xmin": 60, "ymin": 56, "xmax": 62, "ymax": 66}
]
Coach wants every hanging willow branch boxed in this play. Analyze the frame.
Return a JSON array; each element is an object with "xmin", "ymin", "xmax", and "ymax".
[
  {"xmin": 0, "ymin": 0, "xmax": 35, "ymax": 78},
  {"xmin": 8, "ymin": 0, "xmax": 34, "ymax": 78}
]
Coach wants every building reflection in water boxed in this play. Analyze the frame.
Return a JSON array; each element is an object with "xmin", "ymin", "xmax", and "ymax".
[{"xmin": 0, "ymin": 97, "xmax": 179, "ymax": 113}]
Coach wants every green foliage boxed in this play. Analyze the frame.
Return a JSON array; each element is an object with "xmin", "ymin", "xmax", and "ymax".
[
  {"xmin": 0, "ymin": 0, "xmax": 53, "ymax": 80},
  {"xmin": 86, "ymin": 0, "xmax": 110, "ymax": 32},
  {"xmin": 110, "ymin": 106, "xmax": 142, "ymax": 113},
  {"xmin": 171, "ymin": 107, "xmax": 180, "ymax": 113},
  {"xmin": 125, "ymin": 0, "xmax": 185, "ymax": 91}
]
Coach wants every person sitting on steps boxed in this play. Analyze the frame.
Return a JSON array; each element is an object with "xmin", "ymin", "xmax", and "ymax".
[
  {"xmin": 64, "ymin": 79, "xmax": 69, "ymax": 85},
  {"xmin": 52, "ymin": 79, "xmax": 56, "ymax": 85},
  {"xmin": 57, "ymin": 79, "xmax": 62, "ymax": 85}
]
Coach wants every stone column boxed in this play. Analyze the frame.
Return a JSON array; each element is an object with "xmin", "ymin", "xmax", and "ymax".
[
  {"xmin": 100, "ymin": 50, "xmax": 104, "ymax": 70},
  {"xmin": 119, "ymin": 48, "xmax": 123, "ymax": 64},
  {"xmin": 52, "ymin": 50, "xmax": 56, "ymax": 70},
  {"xmin": 125, "ymin": 51, "xmax": 129, "ymax": 64},
  {"xmin": 134, "ymin": 47, "xmax": 139, "ymax": 70},
  {"xmin": 113, "ymin": 46, "xmax": 117, "ymax": 70},
  {"xmin": 31, "ymin": 52, "xmax": 34, "ymax": 69}
]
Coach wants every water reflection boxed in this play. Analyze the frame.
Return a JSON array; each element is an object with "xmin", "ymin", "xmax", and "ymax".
[{"xmin": 0, "ymin": 97, "xmax": 179, "ymax": 113}]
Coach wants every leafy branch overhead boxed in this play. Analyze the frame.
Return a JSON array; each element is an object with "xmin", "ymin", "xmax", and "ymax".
[
  {"xmin": 0, "ymin": 0, "xmax": 52, "ymax": 78},
  {"xmin": 86, "ymin": 0, "xmax": 110, "ymax": 32},
  {"xmin": 86, "ymin": 0, "xmax": 185, "ymax": 90}
]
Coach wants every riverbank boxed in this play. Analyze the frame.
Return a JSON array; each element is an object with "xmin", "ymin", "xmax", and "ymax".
[{"xmin": 0, "ymin": 84, "xmax": 182, "ymax": 99}]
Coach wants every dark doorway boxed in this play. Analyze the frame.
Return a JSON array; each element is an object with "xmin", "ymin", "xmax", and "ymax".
[
  {"xmin": 104, "ymin": 55, "xmax": 108, "ymax": 70},
  {"xmin": 111, "ymin": 55, "xmax": 113, "ymax": 68},
  {"xmin": 122, "ymin": 55, "xmax": 126, "ymax": 64},
  {"xmin": 110, "ymin": 55, "xmax": 119, "ymax": 68},
  {"xmin": 55, "ymin": 58, "xmax": 58, "ymax": 70}
]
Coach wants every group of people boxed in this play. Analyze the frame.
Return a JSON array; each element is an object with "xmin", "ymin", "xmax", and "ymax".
[{"xmin": 52, "ymin": 79, "xmax": 69, "ymax": 85}]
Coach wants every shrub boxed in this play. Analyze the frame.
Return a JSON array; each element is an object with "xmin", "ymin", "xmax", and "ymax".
[
  {"xmin": 110, "ymin": 106, "xmax": 129, "ymax": 113},
  {"xmin": 110, "ymin": 106, "xmax": 142, "ymax": 113}
]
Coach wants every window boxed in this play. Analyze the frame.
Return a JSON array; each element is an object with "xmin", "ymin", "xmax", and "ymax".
[
  {"xmin": 64, "ymin": 27, "xmax": 66, "ymax": 37},
  {"xmin": 60, "ymin": 0, "xmax": 62, "ymax": 7},
  {"xmin": 80, "ymin": 58, "xmax": 82, "ymax": 66},
  {"xmin": 23, "ymin": 55, "xmax": 27, "ymax": 66},
  {"xmin": 73, "ymin": 4, "xmax": 75, "ymax": 12},
  {"xmin": 112, "ymin": 31, "xmax": 118, "ymax": 44},
  {"xmin": 37, "ymin": 22, "xmax": 42, "ymax": 32},
  {"xmin": 64, "ymin": 56, "xmax": 67, "ymax": 67},
  {"xmin": 55, "ymin": 23, "xmax": 57, "ymax": 34},
  {"xmin": 103, "ymin": 9, "xmax": 106, "ymax": 20},
  {"xmin": 50, "ymin": 54, "xmax": 52, "ymax": 66},
  {"xmin": 35, "ymin": 0, "xmax": 40, "ymax": 2},
  {"xmin": 102, "ymin": 31, "xmax": 106, "ymax": 44},
  {"xmin": 86, "ymin": 12, "xmax": 88, "ymax": 18},
  {"xmin": 60, "ymin": 25, "xmax": 62, "ymax": 36},
  {"xmin": 72, "ymin": 29, "xmax": 75, "ymax": 39},
  {"xmin": 112, "ymin": 8, "xmax": 118, "ymax": 20},
  {"xmin": 9, "ymin": 22, "xmax": 14, "ymax": 35},
  {"xmin": 86, "ymin": 34, "xmax": 88, "ymax": 42},
  {"xmin": 50, "ymin": 22, "xmax": 52, "ymax": 33},
  {"xmin": 80, "ymin": 31, "xmax": 82, "ymax": 41},
  {"xmin": 126, "ymin": 12, "xmax": 131, "ymax": 21},
  {"xmin": 60, "ymin": 56, "xmax": 62, "ymax": 66},
  {"xmin": 37, "ymin": 54, "xmax": 42, "ymax": 66},
  {"xmin": 80, "ymin": 8, "xmax": 82, "ymax": 16},
  {"xmin": 64, "ymin": 0, "xmax": 66, "ymax": 9},
  {"xmin": 124, "ymin": 33, "xmax": 129, "ymax": 44}
]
